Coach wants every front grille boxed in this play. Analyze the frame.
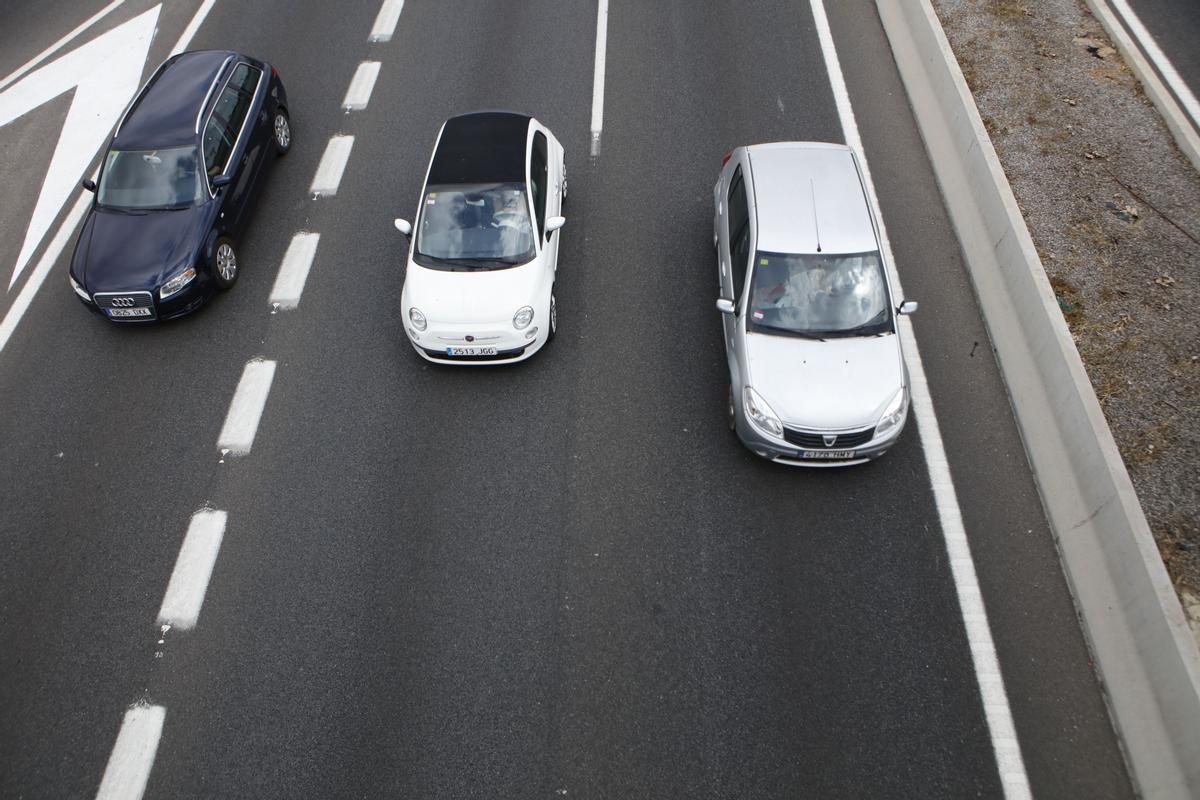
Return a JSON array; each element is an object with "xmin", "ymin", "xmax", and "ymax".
[
  {"xmin": 422, "ymin": 346, "xmax": 528, "ymax": 362},
  {"xmin": 783, "ymin": 426, "xmax": 876, "ymax": 449},
  {"xmin": 93, "ymin": 291, "xmax": 154, "ymax": 309}
]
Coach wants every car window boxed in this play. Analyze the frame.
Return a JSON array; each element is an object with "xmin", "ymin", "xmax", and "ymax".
[
  {"xmin": 212, "ymin": 84, "xmax": 251, "ymax": 143},
  {"xmin": 232, "ymin": 63, "xmax": 262, "ymax": 96},
  {"xmin": 203, "ymin": 117, "xmax": 234, "ymax": 177},
  {"xmin": 530, "ymin": 131, "xmax": 548, "ymax": 238},
  {"xmin": 414, "ymin": 182, "xmax": 536, "ymax": 270},
  {"xmin": 97, "ymin": 146, "xmax": 204, "ymax": 210},
  {"xmin": 727, "ymin": 166, "xmax": 750, "ymax": 298},
  {"xmin": 748, "ymin": 250, "xmax": 892, "ymax": 338}
]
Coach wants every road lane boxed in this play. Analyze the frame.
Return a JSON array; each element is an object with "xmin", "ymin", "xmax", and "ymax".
[{"xmin": 0, "ymin": 0, "xmax": 1135, "ymax": 797}]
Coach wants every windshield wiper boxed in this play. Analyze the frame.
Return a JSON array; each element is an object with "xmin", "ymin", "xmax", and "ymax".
[{"xmin": 751, "ymin": 322, "xmax": 827, "ymax": 341}]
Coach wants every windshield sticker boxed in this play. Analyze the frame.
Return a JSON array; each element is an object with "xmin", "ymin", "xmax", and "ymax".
[
  {"xmin": 760, "ymin": 257, "xmax": 769, "ymax": 265},
  {"xmin": 752, "ymin": 310, "xmax": 765, "ymax": 320}
]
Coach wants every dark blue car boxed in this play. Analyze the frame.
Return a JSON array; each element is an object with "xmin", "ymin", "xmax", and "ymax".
[{"xmin": 69, "ymin": 50, "xmax": 290, "ymax": 321}]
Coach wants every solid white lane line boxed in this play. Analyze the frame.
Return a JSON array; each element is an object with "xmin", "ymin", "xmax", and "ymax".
[
  {"xmin": 369, "ymin": 0, "xmax": 405, "ymax": 43},
  {"xmin": 156, "ymin": 509, "xmax": 226, "ymax": 630},
  {"xmin": 1107, "ymin": 0, "xmax": 1200, "ymax": 128},
  {"xmin": 269, "ymin": 232, "xmax": 320, "ymax": 310},
  {"xmin": 170, "ymin": 0, "xmax": 218, "ymax": 57},
  {"xmin": 589, "ymin": 0, "xmax": 610, "ymax": 157},
  {"xmin": 217, "ymin": 359, "xmax": 276, "ymax": 455},
  {"xmin": 807, "ymin": 2, "xmax": 1032, "ymax": 798},
  {"xmin": 310, "ymin": 135, "xmax": 354, "ymax": 196},
  {"xmin": 0, "ymin": 192, "xmax": 90, "ymax": 357},
  {"xmin": 342, "ymin": 61, "xmax": 381, "ymax": 111},
  {"xmin": 95, "ymin": 704, "xmax": 165, "ymax": 800},
  {"xmin": 0, "ymin": 0, "xmax": 125, "ymax": 91}
]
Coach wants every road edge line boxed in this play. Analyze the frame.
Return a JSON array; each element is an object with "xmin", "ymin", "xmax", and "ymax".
[{"xmin": 874, "ymin": 1, "xmax": 1200, "ymax": 797}]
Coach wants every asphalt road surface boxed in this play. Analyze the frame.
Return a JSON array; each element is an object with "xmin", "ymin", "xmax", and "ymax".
[
  {"xmin": 0, "ymin": 1, "xmax": 1136, "ymax": 797},
  {"xmin": 1119, "ymin": 0, "xmax": 1200, "ymax": 134}
]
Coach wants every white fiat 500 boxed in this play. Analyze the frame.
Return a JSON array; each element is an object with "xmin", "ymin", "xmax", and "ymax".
[
  {"xmin": 714, "ymin": 142, "xmax": 917, "ymax": 466},
  {"xmin": 396, "ymin": 111, "xmax": 566, "ymax": 364}
]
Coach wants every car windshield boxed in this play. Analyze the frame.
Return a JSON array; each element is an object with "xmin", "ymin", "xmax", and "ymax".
[
  {"xmin": 747, "ymin": 250, "xmax": 892, "ymax": 338},
  {"xmin": 98, "ymin": 146, "xmax": 203, "ymax": 210},
  {"xmin": 414, "ymin": 183, "xmax": 535, "ymax": 269}
]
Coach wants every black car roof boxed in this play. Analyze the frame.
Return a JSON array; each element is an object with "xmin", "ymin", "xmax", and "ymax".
[
  {"xmin": 112, "ymin": 50, "xmax": 237, "ymax": 150},
  {"xmin": 427, "ymin": 111, "xmax": 531, "ymax": 185}
]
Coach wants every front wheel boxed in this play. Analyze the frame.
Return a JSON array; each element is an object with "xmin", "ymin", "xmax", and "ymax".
[
  {"xmin": 273, "ymin": 109, "xmax": 291, "ymax": 155},
  {"xmin": 213, "ymin": 238, "xmax": 239, "ymax": 289},
  {"xmin": 546, "ymin": 293, "xmax": 557, "ymax": 343},
  {"xmin": 727, "ymin": 384, "xmax": 736, "ymax": 431}
]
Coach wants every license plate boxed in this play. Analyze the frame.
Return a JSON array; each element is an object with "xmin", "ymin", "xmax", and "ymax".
[
  {"xmin": 802, "ymin": 449, "xmax": 856, "ymax": 460},
  {"xmin": 446, "ymin": 346, "xmax": 497, "ymax": 356},
  {"xmin": 106, "ymin": 307, "xmax": 151, "ymax": 318}
]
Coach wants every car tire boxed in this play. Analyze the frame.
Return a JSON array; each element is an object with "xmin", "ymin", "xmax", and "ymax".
[
  {"xmin": 727, "ymin": 384, "xmax": 737, "ymax": 431},
  {"xmin": 546, "ymin": 293, "xmax": 557, "ymax": 343},
  {"xmin": 560, "ymin": 162, "xmax": 567, "ymax": 203},
  {"xmin": 273, "ymin": 108, "xmax": 291, "ymax": 156},
  {"xmin": 213, "ymin": 238, "xmax": 239, "ymax": 289}
]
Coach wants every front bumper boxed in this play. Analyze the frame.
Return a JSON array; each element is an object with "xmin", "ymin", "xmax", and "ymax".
[
  {"xmin": 405, "ymin": 319, "xmax": 548, "ymax": 365},
  {"xmin": 733, "ymin": 406, "xmax": 908, "ymax": 467},
  {"xmin": 80, "ymin": 277, "xmax": 212, "ymax": 322}
]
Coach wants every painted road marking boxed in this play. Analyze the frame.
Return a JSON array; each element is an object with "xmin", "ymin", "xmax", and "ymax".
[
  {"xmin": 170, "ymin": 0, "xmax": 218, "ymax": 58},
  {"xmin": 369, "ymin": 0, "xmax": 405, "ymax": 43},
  {"xmin": 1107, "ymin": 0, "xmax": 1200, "ymax": 129},
  {"xmin": 311, "ymin": 135, "xmax": 354, "ymax": 197},
  {"xmin": 0, "ymin": 4, "xmax": 160, "ymax": 290},
  {"xmin": 156, "ymin": 509, "xmax": 226, "ymax": 630},
  {"xmin": 0, "ymin": 0, "xmax": 125, "ymax": 91},
  {"xmin": 270, "ymin": 232, "xmax": 320, "ymax": 310},
  {"xmin": 590, "ymin": 0, "xmax": 609, "ymax": 157},
  {"xmin": 217, "ymin": 359, "xmax": 277, "ymax": 456},
  {"xmin": 808, "ymin": 1, "xmax": 1032, "ymax": 797},
  {"xmin": 95, "ymin": 704, "xmax": 165, "ymax": 800},
  {"xmin": 343, "ymin": 61, "xmax": 381, "ymax": 111}
]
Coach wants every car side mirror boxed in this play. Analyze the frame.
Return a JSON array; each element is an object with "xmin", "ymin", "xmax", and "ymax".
[
  {"xmin": 898, "ymin": 300, "xmax": 918, "ymax": 315},
  {"xmin": 394, "ymin": 219, "xmax": 412, "ymax": 236},
  {"xmin": 211, "ymin": 174, "xmax": 232, "ymax": 189},
  {"xmin": 716, "ymin": 298, "xmax": 736, "ymax": 315},
  {"xmin": 81, "ymin": 179, "xmax": 96, "ymax": 193},
  {"xmin": 545, "ymin": 216, "xmax": 566, "ymax": 236}
]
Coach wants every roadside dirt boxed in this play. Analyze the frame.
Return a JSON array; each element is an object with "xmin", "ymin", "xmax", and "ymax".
[{"xmin": 930, "ymin": 0, "xmax": 1200, "ymax": 636}]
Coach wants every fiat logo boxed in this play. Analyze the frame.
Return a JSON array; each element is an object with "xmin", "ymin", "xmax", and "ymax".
[
  {"xmin": 465, "ymin": 335, "xmax": 475, "ymax": 342},
  {"xmin": 111, "ymin": 297, "xmax": 135, "ymax": 307}
]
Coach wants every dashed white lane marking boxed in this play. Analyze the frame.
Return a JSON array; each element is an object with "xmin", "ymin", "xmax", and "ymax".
[
  {"xmin": 0, "ymin": 0, "xmax": 125, "ymax": 91},
  {"xmin": 369, "ymin": 0, "xmax": 405, "ymax": 43},
  {"xmin": 95, "ymin": 704, "xmax": 165, "ymax": 800},
  {"xmin": 310, "ymin": 135, "xmax": 354, "ymax": 197},
  {"xmin": 1107, "ymin": 0, "xmax": 1200, "ymax": 129},
  {"xmin": 269, "ymin": 232, "xmax": 320, "ymax": 310},
  {"xmin": 170, "ymin": 0, "xmax": 218, "ymax": 57},
  {"xmin": 343, "ymin": 61, "xmax": 381, "ymax": 111},
  {"xmin": 217, "ymin": 359, "xmax": 277, "ymax": 456},
  {"xmin": 589, "ymin": 0, "xmax": 609, "ymax": 157},
  {"xmin": 807, "ymin": 1, "xmax": 1032, "ymax": 798},
  {"xmin": 156, "ymin": 509, "xmax": 226, "ymax": 630}
]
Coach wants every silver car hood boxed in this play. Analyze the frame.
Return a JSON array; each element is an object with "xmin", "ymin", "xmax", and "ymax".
[{"xmin": 744, "ymin": 331, "xmax": 904, "ymax": 430}]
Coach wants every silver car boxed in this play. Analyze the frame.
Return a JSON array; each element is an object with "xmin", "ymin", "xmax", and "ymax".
[{"xmin": 713, "ymin": 142, "xmax": 918, "ymax": 466}]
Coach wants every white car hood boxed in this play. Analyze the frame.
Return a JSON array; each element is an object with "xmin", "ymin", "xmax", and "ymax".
[
  {"xmin": 405, "ymin": 258, "xmax": 542, "ymax": 324},
  {"xmin": 745, "ymin": 331, "xmax": 904, "ymax": 430}
]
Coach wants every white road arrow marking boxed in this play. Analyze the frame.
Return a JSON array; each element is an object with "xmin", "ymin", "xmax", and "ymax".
[{"xmin": 0, "ymin": 4, "xmax": 161, "ymax": 290}]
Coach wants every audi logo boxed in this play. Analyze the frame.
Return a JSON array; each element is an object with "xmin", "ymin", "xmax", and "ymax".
[{"xmin": 110, "ymin": 297, "xmax": 136, "ymax": 308}]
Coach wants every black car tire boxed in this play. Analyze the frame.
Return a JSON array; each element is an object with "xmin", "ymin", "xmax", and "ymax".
[
  {"xmin": 727, "ymin": 384, "xmax": 737, "ymax": 431},
  {"xmin": 273, "ymin": 108, "xmax": 291, "ymax": 156},
  {"xmin": 546, "ymin": 293, "xmax": 557, "ymax": 343},
  {"xmin": 213, "ymin": 238, "xmax": 239, "ymax": 289}
]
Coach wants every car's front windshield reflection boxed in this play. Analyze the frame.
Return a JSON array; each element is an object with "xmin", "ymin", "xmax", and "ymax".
[
  {"xmin": 748, "ymin": 250, "xmax": 891, "ymax": 338},
  {"xmin": 98, "ymin": 146, "xmax": 203, "ymax": 211},
  {"xmin": 415, "ymin": 183, "xmax": 535, "ymax": 270}
]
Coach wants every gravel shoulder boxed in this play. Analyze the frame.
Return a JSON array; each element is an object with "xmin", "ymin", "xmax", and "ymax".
[{"xmin": 930, "ymin": 0, "xmax": 1200, "ymax": 636}]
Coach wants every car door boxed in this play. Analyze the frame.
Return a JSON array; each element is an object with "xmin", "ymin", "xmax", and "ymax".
[
  {"xmin": 721, "ymin": 162, "xmax": 752, "ymax": 353},
  {"xmin": 529, "ymin": 127, "xmax": 558, "ymax": 275},
  {"xmin": 231, "ymin": 62, "xmax": 270, "ymax": 199},
  {"xmin": 207, "ymin": 70, "xmax": 257, "ymax": 234}
]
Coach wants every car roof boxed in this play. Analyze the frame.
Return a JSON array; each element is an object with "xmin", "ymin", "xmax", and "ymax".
[
  {"xmin": 112, "ymin": 50, "xmax": 237, "ymax": 150},
  {"xmin": 746, "ymin": 142, "xmax": 879, "ymax": 255},
  {"xmin": 427, "ymin": 111, "xmax": 532, "ymax": 186}
]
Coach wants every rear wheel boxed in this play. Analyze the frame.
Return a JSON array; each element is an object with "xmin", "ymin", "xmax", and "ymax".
[
  {"xmin": 273, "ymin": 109, "xmax": 291, "ymax": 155},
  {"xmin": 213, "ymin": 238, "xmax": 239, "ymax": 289}
]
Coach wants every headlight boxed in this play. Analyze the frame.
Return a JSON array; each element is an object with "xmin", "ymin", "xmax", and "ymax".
[
  {"xmin": 743, "ymin": 386, "xmax": 783, "ymax": 437},
  {"xmin": 874, "ymin": 388, "xmax": 908, "ymax": 438},
  {"xmin": 160, "ymin": 266, "xmax": 196, "ymax": 299},
  {"xmin": 409, "ymin": 307, "xmax": 427, "ymax": 331},
  {"xmin": 69, "ymin": 274, "xmax": 90, "ymax": 302},
  {"xmin": 513, "ymin": 306, "xmax": 534, "ymax": 330}
]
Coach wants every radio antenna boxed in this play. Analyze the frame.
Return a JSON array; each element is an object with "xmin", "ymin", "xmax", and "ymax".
[{"xmin": 810, "ymin": 179, "xmax": 822, "ymax": 253}]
